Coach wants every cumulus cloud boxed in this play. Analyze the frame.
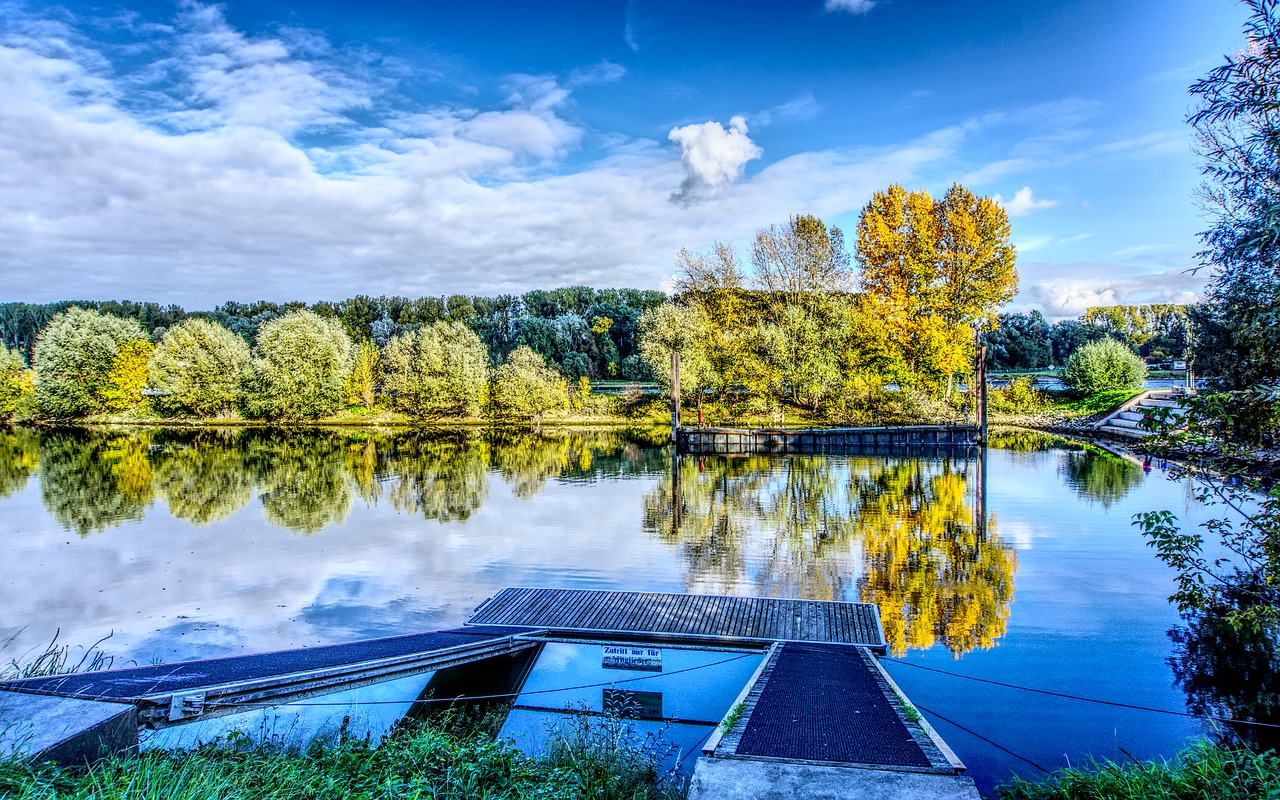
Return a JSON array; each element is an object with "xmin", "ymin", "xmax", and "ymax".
[
  {"xmin": 997, "ymin": 186, "xmax": 1059, "ymax": 216},
  {"xmin": 667, "ymin": 115, "xmax": 762, "ymax": 205},
  {"xmin": 1019, "ymin": 270, "xmax": 1205, "ymax": 320},
  {"xmin": 825, "ymin": 0, "xmax": 877, "ymax": 13}
]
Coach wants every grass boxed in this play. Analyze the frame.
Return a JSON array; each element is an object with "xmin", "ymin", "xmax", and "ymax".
[
  {"xmin": 996, "ymin": 741, "xmax": 1280, "ymax": 800},
  {"xmin": 0, "ymin": 715, "xmax": 685, "ymax": 800},
  {"xmin": 718, "ymin": 702, "xmax": 745, "ymax": 734},
  {"xmin": 1048, "ymin": 388, "xmax": 1143, "ymax": 418}
]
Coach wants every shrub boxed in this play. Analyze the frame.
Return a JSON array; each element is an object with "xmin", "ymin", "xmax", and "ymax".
[
  {"xmin": 33, "ymin": 307, "xmax": 146, "ymax": 418},
  {"xmin": 382, "ymin": 321, "xmax": 488, "ymax": 418},
  {"xmin": 0, "ymin": 344, "xmax": 33, "ymax": 421},
  {"xmin": 987, "ymin": 375, "xmax": 1049, "ymax": 414},
  {"xmin": 489, "ymin": 346, "xmax": 567, "ymax": 422},
  {"xmin": 1061, "ymin": 338, "xmax": 1145, "ymax": 395},
  {"xmin": 149, "ymin": 319, "xmax": 251, "ymax": 417},
  {"xmin": 241, "ymin": 310, "xmax": 353, "ymax": 420}
]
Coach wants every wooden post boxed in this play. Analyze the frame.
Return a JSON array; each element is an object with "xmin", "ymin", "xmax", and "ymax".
[
  {"xmin": 976, "ymin": 344, "xmax": 988, "ymax": 445},
  {"xmin": 671, "ymin": 350, "xmax": 681, "ymax": 443}
]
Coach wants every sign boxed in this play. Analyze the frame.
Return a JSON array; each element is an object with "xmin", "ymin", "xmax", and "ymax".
[
  {"xmin": 603, "ymin": 689, "xmax": 663, "ymax": 720},
  {"xmin": 601, "ymin": 645, "xmax": 662, "ymax": 672},
  {"xmin": 1173, "ymin": 360, "xmax": 1187, "ymax": 370}
]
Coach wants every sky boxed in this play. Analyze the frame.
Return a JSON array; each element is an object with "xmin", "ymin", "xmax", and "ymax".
[{"xmin": 0, "ymin": 0, "xmax": 1250, "ymax": 318}]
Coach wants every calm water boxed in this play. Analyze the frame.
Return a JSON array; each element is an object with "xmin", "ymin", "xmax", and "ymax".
[{"xmin": 0, "ymin": 426, "xmax": 1224, "ymax": 793}]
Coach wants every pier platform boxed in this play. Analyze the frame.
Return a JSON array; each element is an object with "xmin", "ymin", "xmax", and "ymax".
[{"xmin": 676, "ymin": 425, "xmax": 981, "ymax": 456}]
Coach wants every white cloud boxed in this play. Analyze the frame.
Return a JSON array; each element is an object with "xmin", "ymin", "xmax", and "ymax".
[
  {"xmin": 1019, "ymin": 271, "xmax": 1205, "ymax": 320},
  {"xmin": 997, "ymin": 186, "xmax": 1059, "ymax": 217},
  {"xmin": 825, "ymin": 0, "xmax": 877, "ymax": 13},
  {"xmin": 752, "ymin": 92, "xmax": 821, "ymax": 127},
  {"xmin": 667, "ymin": 115, "xmax": 762, "ymax": 205}
]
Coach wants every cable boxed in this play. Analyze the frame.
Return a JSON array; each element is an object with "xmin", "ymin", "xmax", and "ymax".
[
  {"xmin": 206, "ymin": 652, "xmax": 758, "ymax": 711},
  {"xmin": 911, "ymin": 701, "xmax": 1050, "ymax": 774},
  {"xmin": 884, "ymin": 657, "xmax": 1280, "ymax": 731}
]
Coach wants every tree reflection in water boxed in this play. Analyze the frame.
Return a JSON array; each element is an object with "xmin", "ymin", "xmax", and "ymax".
[
  {"xmin": 1168, "ymin": 591, "xmax": 1280, "ymax": 750},
  {"xmin": 0, "ymin": 428, "xmax": 38, "ymax": 499},
  {"xmin": 644, "ymin": 453, "xmax": 1016, "ymax": 657},
  {"xmin": 7, "ymin": 426, "xmax": 664, "ymax": 535},
  {"xmin": 153, "ymin": 431, "xmax": 252, "ymax": 525}
]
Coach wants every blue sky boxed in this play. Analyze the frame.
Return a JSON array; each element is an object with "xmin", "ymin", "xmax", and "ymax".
[{"xmin": 0, "ymin": 0, "xmax": 1246, "ymax": 317}]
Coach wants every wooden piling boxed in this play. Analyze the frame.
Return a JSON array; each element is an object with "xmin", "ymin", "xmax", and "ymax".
[{"xmin": 670, "ymin": 350, "xmax": 681, "ymax": 441}]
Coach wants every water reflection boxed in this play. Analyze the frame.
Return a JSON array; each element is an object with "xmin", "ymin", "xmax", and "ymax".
[
  {"xmin": 1060, "ymin": 450, "xmax": 1145, "ymax": 508},
  {"xmin": 1169, "ymin": 608, "xmax": 1280, "ymax": 750},
  {"xmin": 644, "ymin": 453, "xmax": 1016, "ymax": 657},
  {"xmin": 8, "ymin": 426, "xmax": 665, "ymax": 536}
]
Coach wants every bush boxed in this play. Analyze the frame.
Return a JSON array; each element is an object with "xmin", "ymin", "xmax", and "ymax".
[
  {"xmin": 101, "ymin": 339, "xmax": 155, "ymax": 413},
  {"xmin": 149, "ymin": 319, "xmax": 251, "ymax": 417},
  {"xmin": 489, "ymin": 346, "xmax": 567, "ymax": 422},
  {"xmin": 1061, "ymin": 338, "xmax": 1145, "ymax": 395},
  {"xmin": 33, "ymin": 307, "xmax": 146, "ymax": 418},
  {"xmin": 988, "ymin": 375, "xmax": 1049, "ymax": 414},
  {"xmin": 0, "ymin": 344, "xmax": 33, "ymax": 421},
  {"xmin": 382, "ymin": 321, "xmax": 488, "ymax": 418},
  {"xmin": 241, "ymin": 311, "xmax": 353, "ymax": 420}
]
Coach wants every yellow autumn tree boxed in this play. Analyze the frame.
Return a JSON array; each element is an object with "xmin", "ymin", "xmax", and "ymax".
[
  {"xmin": 856, "ymin": 183, "xmax": 1018, "ymax": 395},
  {"xmin": 101, "ymin": 339, "xmax": 155, "ymax": 413}
]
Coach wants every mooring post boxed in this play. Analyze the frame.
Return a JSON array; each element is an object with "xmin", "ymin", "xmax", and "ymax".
[
  {"xmin": 670, "ymin": 350, "xmax": 681, "ymax": 443},
  {"xmin": 977, "ymin": 344, "xmax": 988, "ymax": 445}
]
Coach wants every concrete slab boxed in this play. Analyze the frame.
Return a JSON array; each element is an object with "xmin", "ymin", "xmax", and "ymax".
[
  {"xmin": 0, "ymin": 690, "xmax": 136, "ymax": 764},
  {"xmin": 686, "ymin": 757, "xmax": 982, "ymax": 800}
]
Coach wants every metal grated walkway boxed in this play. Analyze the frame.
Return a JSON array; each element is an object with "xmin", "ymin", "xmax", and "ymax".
[
  {"xmin": 466, "ymin": 588, "xmax": 887, "ymax": 648},
  {"xmin": 734, "ymin": 643, "xmax": 932, "ymax": 768}
]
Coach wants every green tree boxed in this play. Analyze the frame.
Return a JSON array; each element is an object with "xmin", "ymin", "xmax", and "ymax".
[
  {"xmin": 149, "ymin": 318, "xmax": 251, "ymax": 417},
  {"xmin": 345, "ymin": 339, "xmax": 381, "ymax": 410},
  {"xmin": 637, "ymin": 304, "xmax": 717, "ymax": 413},
  {"xmin": 382, "ymin": 321, "xmax": 488, "ymax": 418},
  {"xmin": 488, "ymin": 346, "xmax": 567, "ymax": 422},
  {"xmin": 1188, "ymin": 0, "xmax": 1280, "ymax": 390},
  {"xmin": 33, "ymin": 307, "xmax": 146, "ymax": 418},
  {"xmin": 241, "ymin": 310, "xmax": 353, "ymax": 420},
  {"xmin": 101, "ymin": 339, "xmax": 155, "ymax": 413},
  {"xmin": 1061, "ymin": 337, "xmax": 1146, "ymax": 395}
]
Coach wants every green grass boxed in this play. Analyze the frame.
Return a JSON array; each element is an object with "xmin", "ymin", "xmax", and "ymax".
[
  {"xmin": 0, "ymin": 716, "xmax": 684, "ymax": 800},
  {"xmin": 719, "ymin": 701, "xmax": 745, "ymax": 734},
  {"xmin": 1048, "ymin": 388, "xmax": 1143, "ymax": 418},
  {"xmin": 996, "ymin": 741, "xmax": 1280, "ymax": 800}
]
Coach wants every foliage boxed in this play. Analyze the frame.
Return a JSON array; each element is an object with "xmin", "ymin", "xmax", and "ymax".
[
  {"xmin": 0, "ymin": 343, "xmax": 34, "ymax": 421},
  {"xmin": 1082, "ymin": 304, "xmax": 1190, "ymax": 354},
  {"xmin": 637, "ymin": 304, "xmax": 716, "ymax": 397},
  {"xmin": 148, "ymin": 319, "xmax": 252, "ymax": 417},
  {"xmin": 32, "ymin": 307, "xmax": 146, "ymax": 418},
  {"xmin": 996, "ymin": 741, "xmax": 1280, "ymax": 800},
  {"xmin": 1048, "ymin": 319, "xmax": 1108, "ymax": 366},
  {"xmin": 984, "ymin": 311, "xmax": 1052, "ymax": 370},
  {"xmin": 0, "ymin": 716, "xmax": 683, "ymax": 800},
  {"xmin": 1188, "ymin": 0, "xmax": 1280, "ymax": 390},
  {"xmin": 489, "ymin": 345, "xmax": 568, "ymax": 422},
  {"xmin": 241, "ymin": 310, "xmax": 353, "ymax": 421},
  {"xmin": 1061, "ymin": 337, "xmax": 1146, "ymax": 395},
  {"xmin": 857, "ymin": 182, "xmax": 1018, "ymax": 329},
  {"xmin": 345, "ymin": 339, "xmax": 381, "ymax": 410},
  {"xmin": 751, "ymin": 213, "xmax": 853, "ymax": 307},
  {"xmin": 987, "ymin": 375, "xmax": 1049, "ymax": 414},
  {"xmin": 383, "ymin": 321, "xmax": 489, "ymax": 418},
  {"xmin": 100, "ymin": 339, "xmax": 154, "ymax": 413},
  {"xmin": 1134, "ymin": 390, "xmax": 1280, "ymax": 625}
]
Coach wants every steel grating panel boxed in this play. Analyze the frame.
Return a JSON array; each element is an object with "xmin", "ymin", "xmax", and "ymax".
[
  {"xmin": 467, "ymin": 588, "xmax": 886, "ymax": 648},
  {"xmin": 734, "ymin": 643, "xmax": 932, "ymax": 768}
]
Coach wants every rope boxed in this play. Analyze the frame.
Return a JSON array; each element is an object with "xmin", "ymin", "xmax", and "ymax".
[
  {"xmin": 911, "ymin": 701, "xmax": 1050, "ymax": 774},
  {"xmin": 883, "ymin": 657, "xmax": 1280, "ymax": 730}
]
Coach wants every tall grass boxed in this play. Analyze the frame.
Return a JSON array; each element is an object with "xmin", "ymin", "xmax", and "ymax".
[
  {"xmin": 0, "ymin": 715, "xmax": 685, "ymax": 800},
  {"xmin": 997, "ymin": 741, "xmax": 1280, "ymax": 800}
]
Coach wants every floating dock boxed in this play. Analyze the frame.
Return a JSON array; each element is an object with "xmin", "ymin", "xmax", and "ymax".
[
  {"xmin": 676, "ymin": 425, "xmax": 981, "ymax": 456},
  {"xmin": 1, "ymin": 588, "xmax": 979, "ymax": 799}
]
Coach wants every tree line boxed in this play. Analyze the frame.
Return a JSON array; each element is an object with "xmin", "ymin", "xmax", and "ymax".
[{"xmin": 982, "ymin": 303, "xmax": 1193, "ymax": 372}]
